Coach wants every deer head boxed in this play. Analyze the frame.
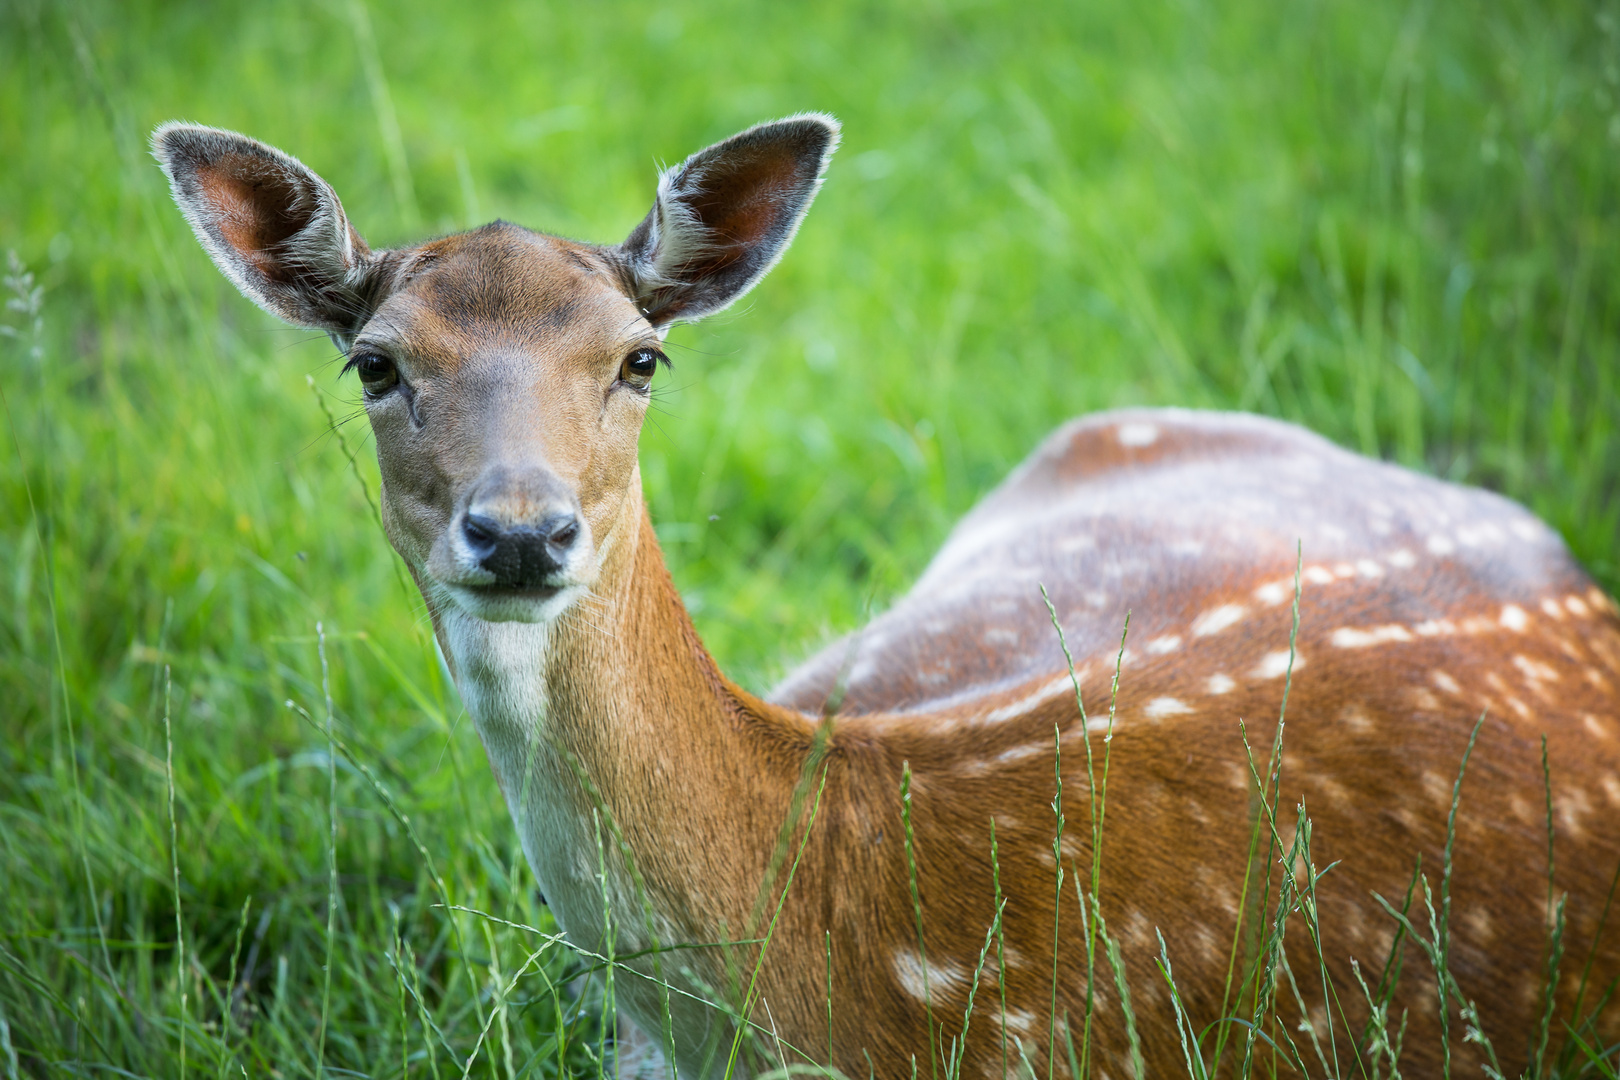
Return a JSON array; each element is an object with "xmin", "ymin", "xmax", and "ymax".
[{"xmin": 153, "ymin": 117, "xmax": 838, "ymax": 626}]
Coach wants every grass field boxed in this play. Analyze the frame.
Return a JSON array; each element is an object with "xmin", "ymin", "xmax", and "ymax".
[{"xmin": 2, "ymin": 0, "xmax": 1618, "ymax": 1075}]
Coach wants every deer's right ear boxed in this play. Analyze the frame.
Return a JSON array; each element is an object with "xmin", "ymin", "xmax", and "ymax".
[
  {"xmin": 152, "ymin": 123, "xmax": 378, "ymax": 337},
  {"xmin": 615, "ymin": 114, "xmax": 839, "ymax": 327}
]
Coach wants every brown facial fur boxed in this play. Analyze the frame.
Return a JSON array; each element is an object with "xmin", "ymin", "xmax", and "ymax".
[{"xmin": 355, "ymin": 224, "xmax": 656, "ymax": 596}]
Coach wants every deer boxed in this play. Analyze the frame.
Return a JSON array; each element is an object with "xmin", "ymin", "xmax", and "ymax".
[{"xmin": 153, "ymin": 114, "xmax": 1620, "ymax": 1078}]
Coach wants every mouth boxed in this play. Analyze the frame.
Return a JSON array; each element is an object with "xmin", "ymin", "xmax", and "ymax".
[
  {"xmin": 463, "ymin": 582, "xmax": 564, "ymax": 602},
  {"xmin": 440, "ymin": 579, "xmax": 583, "ymax": 624}
]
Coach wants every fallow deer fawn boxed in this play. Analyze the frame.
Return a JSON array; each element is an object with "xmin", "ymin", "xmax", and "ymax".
[{"xmin": 155, "ymin": 115, "xmax": 1619, "ymax": 1078}]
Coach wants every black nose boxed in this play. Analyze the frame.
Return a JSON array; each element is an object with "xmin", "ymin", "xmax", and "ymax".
[{"xmin": 462, "ymin": 512, "xmax": 581, "ymax": 588}]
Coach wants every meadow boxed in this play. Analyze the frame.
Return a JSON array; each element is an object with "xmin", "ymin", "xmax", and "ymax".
[{"xmin": 1, "ymin": 0, "xmax": 1617, "ymax": 1075}]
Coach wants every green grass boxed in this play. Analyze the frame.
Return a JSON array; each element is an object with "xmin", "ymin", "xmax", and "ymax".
[{"xmin": 1, "ymin": 0, "xmax": 1618, "ymax": 1075}]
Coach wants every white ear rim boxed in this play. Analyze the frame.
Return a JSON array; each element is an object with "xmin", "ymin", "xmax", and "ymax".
[
  {"xmin": 151, "ymin": 121, "xmax": 369, "ymax": 332},
  {"xmin": 632, "ymin": 112, "xmax": 841, "ymax": 324}
]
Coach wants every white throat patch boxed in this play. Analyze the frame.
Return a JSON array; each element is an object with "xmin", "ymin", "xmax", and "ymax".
[{"xmin": 440, "ymin": 605, "xmax": 732, "ymax": 1075}]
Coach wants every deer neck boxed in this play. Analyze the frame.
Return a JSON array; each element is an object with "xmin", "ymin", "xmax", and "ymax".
[{"xmin": 432, "ymin": 470, "xmax": 816, "ymax": 955}]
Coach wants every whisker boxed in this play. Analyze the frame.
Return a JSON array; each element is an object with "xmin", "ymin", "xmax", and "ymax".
[{"xmin": 661, "ymin": 339, "xmax": 736, "ymax": 361}]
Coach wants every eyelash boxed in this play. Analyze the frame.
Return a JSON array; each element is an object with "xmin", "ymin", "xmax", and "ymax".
[
  {"xmin": 342, "ymin": 351, "xmax": 400, "ymax": 395},
  {"xmin": 339, "ymin": 348, "xmax": 670, "ymax": 391},
  {"xmin": 620, "ymin": 347, "xmax": 669, "ymax": 385}
]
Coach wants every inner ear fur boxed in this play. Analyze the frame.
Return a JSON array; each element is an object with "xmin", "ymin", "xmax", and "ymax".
[
  {"xmin": 152, "ymin": 123, "xmax": 378, "ymax": 335},
  {"xmin": 617, "ymin": 113, "xmax": 840, "ymax": 326}
]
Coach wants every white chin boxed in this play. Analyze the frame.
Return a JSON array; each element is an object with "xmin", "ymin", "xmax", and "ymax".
[{"xmin": 442, "ymin": 583, "xmax": 586, "ymax": 624}]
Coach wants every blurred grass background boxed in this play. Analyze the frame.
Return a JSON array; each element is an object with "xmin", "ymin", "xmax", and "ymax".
[{"xmin": 1, "ymin": 0, "xmax": 1616, "ymax": 1074}]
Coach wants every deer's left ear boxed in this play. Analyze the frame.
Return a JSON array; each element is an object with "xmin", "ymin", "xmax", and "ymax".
[
  {"xmin": 615, "ymin": 113, "xmax": 839, "ymax": 327},
  {"xmin": 152, "ymin": 122, "xmax": 379, "ymax": 339}
]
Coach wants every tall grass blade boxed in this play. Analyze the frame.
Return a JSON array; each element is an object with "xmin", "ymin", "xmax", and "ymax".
[
  {"xmin": 1558, "ymin": 852, "xmax": 1620, "ymax": 1076},
  {"xmin": 0, "ymin": 1002, "xmax": 17, "ymax": 1080},
  {"xmin": 948, "ymin": 898, "xmax": 1006, "ymax": 1079},
  {"xmin": 1155, "ymin": 930, "xmax": 1209, "ymax": 1080},
  {"xmin": 725, "ymin": 765, "xmax": 830, "ymax": 1079},
  {"xmin": 214, "ymin": 895, "xmax": 252, "ymax": 1080},
  {"xmin": 316, "ymin": 623, "xmax": 338, "ymax": 1080},
  {"xmin": 992, "ymin": 818, "xmax": 1010, "ymax": 1080},
  {"xmin": 900, "ymin": 763, "xmax": 941, "ymax": 1080},
  {"xmin": 827, "ymin": 930, "xmax": 835, "ymax": 1069},
  {"xmin": 163, "ymin": 665, "xmax": 187, "ymax": 1080},
  {"xmin": 347, "ymin": 0, "xmax": 421, "ymax": 230},
  {"xmin": 1531, "ymin": 735, "xmax": 1561, "ymax": 1080},
  {"xmin": 1041, "ymin": 586, "xmax": 1129, "ymax": 1080},
  {"xmin": 1087, "ymin": 894, "xmax": 1144, "ymax": 1080},
  {"xmin": 0, "ymin": 257, "xmax": 117, "ymax": 991},
  {"xmin": 1046, "ymin": 722, "xmax": 1065, "ymax": 1080}
]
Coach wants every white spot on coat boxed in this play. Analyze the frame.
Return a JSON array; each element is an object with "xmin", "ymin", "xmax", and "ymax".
[
  {"xmin": 1512, "ymin": 654, "xmax": 1559, "ymax": 684},
  {"xmin": 1500, "ymin": 605, "xmax": 1529, "ymax": 632},
  {"xmin": 1146, "ymin": 634, "xmax": 1181, "ymax": 655},
  {"xmin": 1254, "ymin": 580, "xmax": 1289, "ymax": 606},
  {"xmin": 1193, "ymin": 603, "xmax": 1247, "ymax": 637},
  {"xmin": 1432, "ymin": 670, "xmax": 1461, "ymax": 695},
  {"xmin": 1117, "ymin": 422, "xmax": 1159, "ymax": 446},
  {"xmin": 1252, "ymin": 650, "xmax": 1302, "ymax": 679},
  {"xmin": 1556, "ymin": 788, "xmax": 1594, "ymax": 839},
  {"xmin": 1331, "ymin": 624, "xmax": 1414, "ymax": 648},
  {"xmin": 1409, "ymin": 687, "xmax": 1442, "ymax": 711},
  {"xmin": 892, "ymin": 949, "xmax": 965, "ymax": 1002},
  {"xmin": 1566, "ymin": 595, "xmax": 1591, "ymax": 617},
  {"xmin": 1356, "ymin": 560, "xmax": 1384, "ymax": 578},
  {"xmin": 1319, "ymin": 776, "xmax": 1353, "ymax": 808},
  {"xmin": 1194, "ymin": 924, "xmax": 1221, "ymax": 963},
  {"xmin": 1486, "ymin": 673, "xmax": 1533, "ymax": 720},
  {"xmin": 1541, "ymin": 598, "xmax": 1566, "ymax": 620},
  {"xmin": 1387, "ymin": 549, "xmax": 1417, "ymax": 568},
  {"xmin": 977, "ymin": 675, "xmax": 1074, "ymax": 725},
  {"xmin": 1341, "ymin": 705, "xmax": 1375, "ymax": 732},
  {"xmin": 1463, "ymin": 909, "xmax": 1495, "ymax": 943},
  {"xmin": 994, "ymin": 743, "xmax": 1046, "ymax": 766},
  {"xmin": 1000, "ymin": 1007, "xmax": 1037, "ymax": 1034},
  {"xmin": 1206, "ymin": 673, "xmax": 1236, "ymax": 694},
  {"xmin": 1145, "ymin": 696, "xmax": 1194, "ymax": 719},
  {"xmin": 1427, "ymin": 535, "xmax": 1456, "ymax": 555},
  {"xmin": 1076, "ymin": 714, "xmax": 1115, "ymax": 734}
]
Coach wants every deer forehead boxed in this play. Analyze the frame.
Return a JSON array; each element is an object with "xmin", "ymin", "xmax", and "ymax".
[{"xmin": 366, "ymin": 225, "xmax": 648, "ymax": 376}]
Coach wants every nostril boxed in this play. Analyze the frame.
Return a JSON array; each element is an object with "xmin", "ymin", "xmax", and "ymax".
[
  {"xmin": 462, "ymin": 513, "xmax": 500, "ymax": 558},
  {"xmin": 460, "ymin": 509, "xmax": 580, "ymax": 589},
  {"xmin": 546, "ymin": 514, "xmax": 580, "ymax": 551}
]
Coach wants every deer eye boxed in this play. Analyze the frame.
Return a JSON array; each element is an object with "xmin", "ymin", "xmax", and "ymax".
[
  {"xmin": 620, "ymin": 347, "xmax": 664, "ymax": 387},
  {"xmin": 350, "ymin": 352, "xmax": 399, "ymax": 395}
]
